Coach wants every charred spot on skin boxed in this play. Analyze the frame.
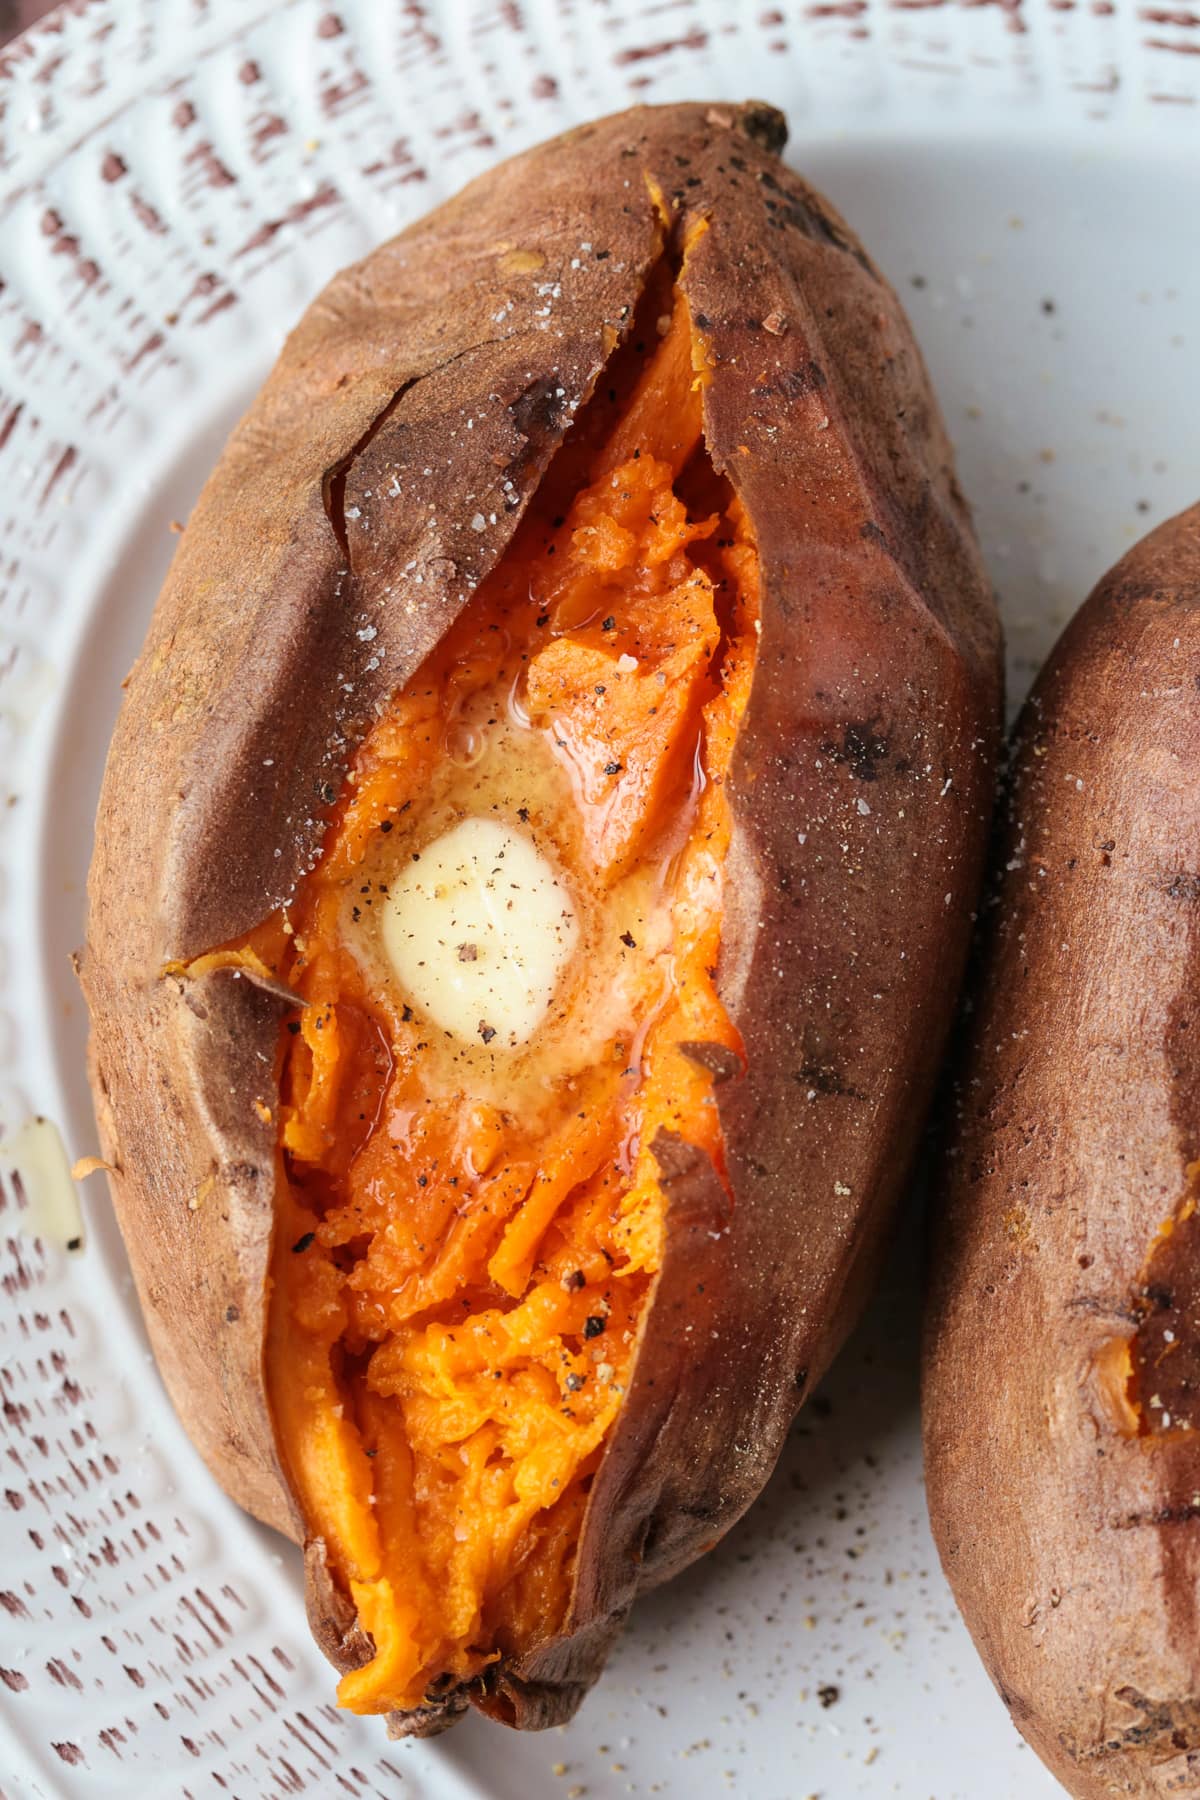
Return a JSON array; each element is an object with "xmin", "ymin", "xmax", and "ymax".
[
  {"xmin": 820, "ymin": 721, "xmax": 891, "ymax": 783},
  {"xmin": 756, "ymin": 168, "xmax": 874, "ymax": 275},
  {"xmin": 993, "ymin": 1677, "xmax": 1033, "ymax": 1723},
  {"xmin": 762, "ymin": 363, "xmax": 826, "ymax": 402},
  {"xmin": 793, "ymin": 1059, "xmax": 865, "ymax": 1101},
  {"xmin": 734, "ymin": 102, "xmax": 788, "ymax": 155}
]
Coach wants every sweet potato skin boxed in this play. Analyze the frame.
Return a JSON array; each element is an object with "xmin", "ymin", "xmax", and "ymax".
[
  {"xmin": 82, "ymin": 100, "xmax": 1001, "ymax": 1730},
  {"xmin": 924, "ymin": 504, "xmax": 1200, "ymax": 1798}
]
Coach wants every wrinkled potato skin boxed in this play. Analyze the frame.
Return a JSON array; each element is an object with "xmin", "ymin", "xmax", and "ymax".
[
  {"xmin": 925, "ymin": 504, "xmax": 1200, "ymax": 1798},
  {"xmin": 83, "ymin": 101, "xmax": 1001, "ymax": 1731}
]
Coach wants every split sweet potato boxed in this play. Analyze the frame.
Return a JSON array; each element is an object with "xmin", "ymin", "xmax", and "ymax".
[
  {"xmin": 925, "ymin": 503, "xmax": 1200, "ymax": 1798},
  {"xmin": 82, "ymin": 100, "xmax": 1001, "ymax": 1734}
]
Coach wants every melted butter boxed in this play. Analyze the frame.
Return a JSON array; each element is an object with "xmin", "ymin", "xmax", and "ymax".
[
  {"xmin": 380, "ymin": 819, "xmax": 578, "ymax": 1048},
  {"xmin": 342, "ymin": 700, "xmax": 673, "ymax": 1114}
]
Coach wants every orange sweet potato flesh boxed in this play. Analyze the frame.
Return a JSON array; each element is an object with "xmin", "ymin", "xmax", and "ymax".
[
  {"xmin": 81, "ymin": 102, "xmax": 1002, "ymax": 1736},
  {"xmin": 242, "ymin": 287, "xmax": 753, "ymax": 1714}
]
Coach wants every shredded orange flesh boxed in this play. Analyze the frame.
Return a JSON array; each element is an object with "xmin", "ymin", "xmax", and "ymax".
[{"xmin": 218, "ymin": 275, "xmax": 759, "ymax": 1712}]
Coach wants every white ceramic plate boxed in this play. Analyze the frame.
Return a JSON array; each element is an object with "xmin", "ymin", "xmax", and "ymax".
[{"xmin": 1, "ymin": 3, "xmax": 1198, "ymax": 1795}]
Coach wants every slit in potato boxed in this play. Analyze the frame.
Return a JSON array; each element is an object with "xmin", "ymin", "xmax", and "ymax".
[
  {"xmin": 1108, "ymin": 1165, "xmax": 1200, "ymax": 1439},
  {"xmin": 202, "ymin": 255, "xmax": 760, "ymax": 1713}
]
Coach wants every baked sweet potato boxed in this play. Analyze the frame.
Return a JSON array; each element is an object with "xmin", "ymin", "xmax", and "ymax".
[
  {"xmin": 925, "ymin": 503, "xmax": 1200, "ymax": 1798},
  {"xmin": 82, "ymin": 100, "xmax": 1001, "ymax": 1733}
]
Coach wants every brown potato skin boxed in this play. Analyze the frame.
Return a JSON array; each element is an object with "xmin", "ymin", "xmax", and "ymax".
[
  {"xmin": 924, "ymin": 503, "xmax": 1200, "ymax": 1798},
  {"xmin": 82, "ymin": 100, "xmax": 1002, "ymax": 1731}
]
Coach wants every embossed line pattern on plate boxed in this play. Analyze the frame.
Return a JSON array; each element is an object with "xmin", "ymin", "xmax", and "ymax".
[{"xmin": 0, "ymin": 1, "xmax": 1197, "ymax": 1795}]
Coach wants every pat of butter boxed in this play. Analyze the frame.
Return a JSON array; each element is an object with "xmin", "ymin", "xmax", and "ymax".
[
  {"xmin": 380, "ymin": 818, "xmax": 578, "ymax": 1047},
  {"xmin": 0, "ymin": 1115, "xmax": 85, "ymax": 1250}
]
